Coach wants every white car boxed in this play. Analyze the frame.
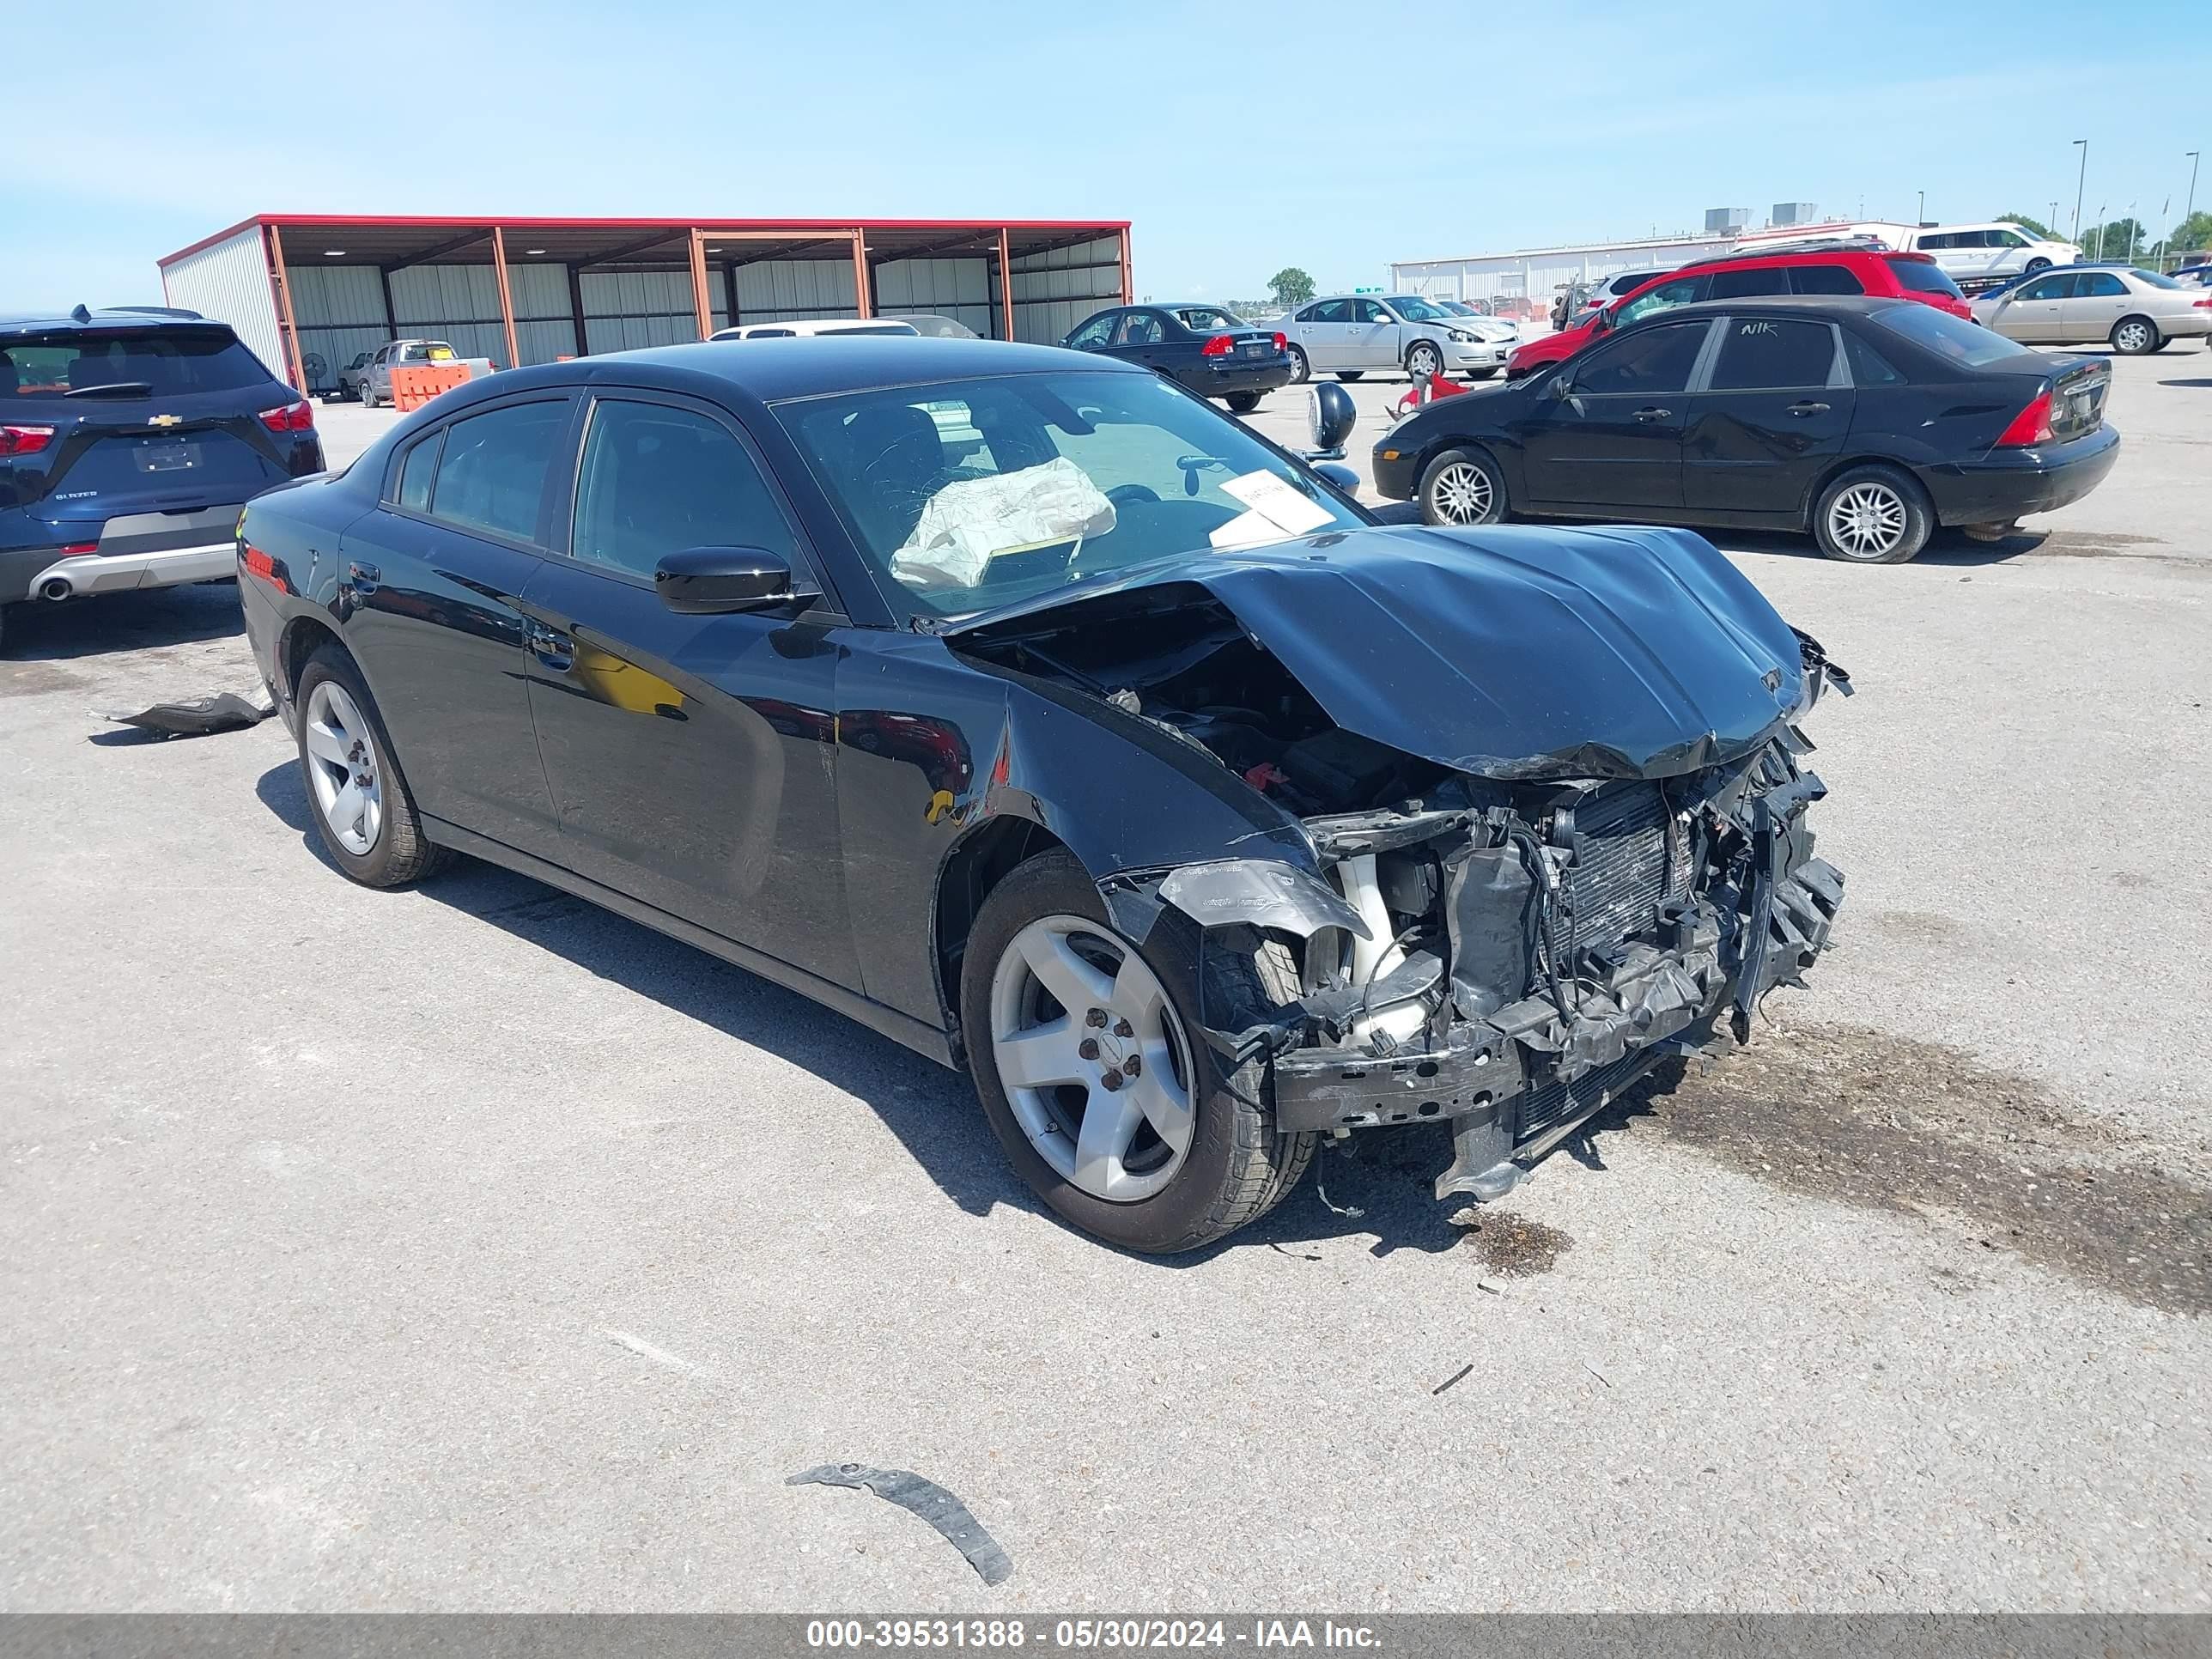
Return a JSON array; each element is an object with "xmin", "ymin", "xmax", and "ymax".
[
  {"xmin": 708, "ymin": 318, "xmax": 921, "ymax": 341},
  {"xmin": 1281, "ymin": 294, "xmax": 1510, "ymax": 384},
  {"xmin": 1971, "ymin": 264, "xmax": 2212, "ymax": 354},
  {"xmin": 1903, "ymin": 222, "xmax": 2081, "ymax": 282},
  {"xmin": 1434, "ymin": 300, "xmax": 1522, "ymax": 349}
]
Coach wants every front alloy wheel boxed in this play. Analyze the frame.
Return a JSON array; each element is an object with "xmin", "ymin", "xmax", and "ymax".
[
  {"xmin": 989, "ymin": 916, "xmax": 1194, "ymax": 1203},
  {"xmin": 1431, "ymin": 461, "xmax": 1493, "ymax": 523},
  {"xmin": 1407, "ymin": 341, "xmax": 1442, "ymax": 380},
  {"xmin": 303, "ymin": 678, "xmax": 385, "ymax": 855}
]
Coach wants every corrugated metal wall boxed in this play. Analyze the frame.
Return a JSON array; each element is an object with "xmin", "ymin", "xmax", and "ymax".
[
  {"xmin": 287, "ymin": 264, "xmax": 386, "ymax": 391},
  {"xmin": 1390, "ymin": 235, "xmax": 1735, "ymax": 306},
  {"xmin": 732, "ymin": 259, "xmax": 858, "ymax": 325},
  {"xmin": 161, "ymin": 228, "xmax": 287, "ymax": 384},
  {"xmin": 580, "ymin": 270, "xmax": 714, "ymax": 353},
  {"xmin": 873, "ymin": 257, "xmax": 992, "ymax": 337},
  {"xmin": 1007, "ymin": 236, "xmax": 1122, "ymax": 344}
]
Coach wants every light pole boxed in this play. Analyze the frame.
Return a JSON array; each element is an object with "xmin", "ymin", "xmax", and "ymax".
[
  {"xmin": 2188, "ymin": 151, "xmax": 2203, "ymax": 246},
  {"xmin": 2072, "ymin": 139, "xmax": 2088, "ymax": 244},
  {"xmin": 2092, "ymin": 202, "xmax": 2106, "ymax": 260},
  {"xmin": 1916, "ymin": 189, "xmax": 1925, "ymax": 226}
]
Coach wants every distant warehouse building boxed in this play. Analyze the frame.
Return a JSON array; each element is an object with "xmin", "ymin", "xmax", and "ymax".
[{"xmin": 158, "ymin": 213, "xmax": 1133, "ymax": 395}]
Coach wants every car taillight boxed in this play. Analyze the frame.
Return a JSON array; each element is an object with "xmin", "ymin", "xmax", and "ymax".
[
  {"xmin": 1996, "ymin": 387, "xmax": 2055, "ymax": 447},
  {"xmin": 1273, "ymin": 331, "xmax": 1287, "ymax": 351},
  {"xmin": 258, "ymin": 401, "xmax": 315, "ymax": 433},
  {"xmin": 1200, "ymin": 335, "xmax": 1233, "ymax": 357},
  {"xmin": 0, "ymin": 423, "xmax": 56, "ymax": 457},
  {"xmin": 2195, "ymin": 298, "xmax": 2212, "ymax": 309},
  {"xmin": 59, "ymin": 543, "xmax": 98, "ymax": 556}
]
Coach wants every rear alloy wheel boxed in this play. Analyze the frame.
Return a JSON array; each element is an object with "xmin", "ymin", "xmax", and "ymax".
[
  {"xmin": 1224, "ymin": 391, "xmax": 1263, "ymax": 413},
  {"xmin": 1406, "ymin": 340, "xmax": 1443, "ymax": 380},
  {"xmin": 295, "ymin": 645, "xmax": 451, "ymax": 887},
  {"xmin": 1419, "ymin": 447, "xmax": 1507, "ymax": 526},
  {"xmin": 2112, "ymin": 315, "xmax": 2160, "ymax": 356},
  {"xmin": 2024, "ymin": 258, "xmax": 2051, "ymax": 275},
  {"xmin": 1284, "ymin": 345, "xmax": 1310, "ymax": 384},
  {"xmin": 962, "ymin": 850, "xmax": 1311, "ymax": 1253},
  {"xmin": 1813, "ymin": 465, "xmax": 1931, "ymax": 564}
]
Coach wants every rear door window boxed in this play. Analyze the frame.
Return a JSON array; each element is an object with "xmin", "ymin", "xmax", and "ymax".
[
  {"xmin": 1305, "ymin": 300, "xmax": 1352, "ymax": 324},
  {"xmin": 427, "ymin": 400, "xmax": 568, "ymax": 543},
  {"xmin": 1708, "ymin": 319, "xmax": 1838, "ymax": 390},
  {"xmin": 1707, "ymin": 266, "xmax": 1792, "ymax": 300},
  {"xmin": 1790, "ymin": 264, "xmax": 1864, "ymax": 295},
  {"xmin": 396, "ymin": 431, "xmax": 442, "ymax": 512},
  {"xmin": 1889, "ymin": 260, "xmax": 1966, "ymax": 299},
  {"xmin": 2076, "ymin": 272, "xmax": 2128, "ymax": 298},
  {"xmin": 1571, "ymin": 321, "xmax": 1711, "ymax": 395},
  {"xmin": 1842, "ymin": 331, "xmax": 1905, "ymax": 386}
]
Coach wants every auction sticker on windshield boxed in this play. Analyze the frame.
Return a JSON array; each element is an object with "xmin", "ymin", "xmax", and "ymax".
[{"xmin": 1208, "ymin": 470, "xmax": 1336, "ymax": 549}]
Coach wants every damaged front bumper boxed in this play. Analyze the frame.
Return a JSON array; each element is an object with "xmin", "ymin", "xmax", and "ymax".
[{"xmin": 1106, "ymin": 730, "xmax": 1845, "ymax": 1208}]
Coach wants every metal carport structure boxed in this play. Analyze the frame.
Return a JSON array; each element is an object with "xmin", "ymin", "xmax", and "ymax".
[{"xmin": 156, "ymin": 215, "xmax": 1133, "ymax": 395}]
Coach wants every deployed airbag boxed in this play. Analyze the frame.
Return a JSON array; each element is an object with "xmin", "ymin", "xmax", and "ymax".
[{"xmin": 890, "ymin": 458, "xmax": 1115, "ymax": 590}]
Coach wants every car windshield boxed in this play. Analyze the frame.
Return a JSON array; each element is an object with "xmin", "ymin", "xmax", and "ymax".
[
  {"xmin": 1389, "ymin": 296, "xmax": 1449, "ymax": 321},
  {"xmin": 2127, "ymin": 268, "xmax": 2183, "ymax": 290},
  {"xmin": 1170, "ymin": 307, "xmax": 1240, "ymax": 331},
  {"xmin": 1, "ymin": 326, "xmax": 270, "ymax": 400},
  {"xmin": 1887, "ymin": 259, "xmax": 1966, "ymax": 299},
  {"xmin": 1875, "ymin": 301, "xmax": 2037, "ymax": 368},
  {"xmin": 780, "ymin": 370, "xmax": 1365, "ymax": 621}
]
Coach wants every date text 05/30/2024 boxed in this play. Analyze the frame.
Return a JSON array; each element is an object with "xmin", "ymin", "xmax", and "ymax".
[{"xmin": 805, "ymin": 1619, "xmax": 1382, "ymax": 1650}]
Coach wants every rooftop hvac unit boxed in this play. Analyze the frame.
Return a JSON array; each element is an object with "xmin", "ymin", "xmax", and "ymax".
[
  {"xmin": 1771, "ymin": 202, "xmax": 1819, "ymax": 227},
  {"xmin": 1704, "ymin": 207, "xmax": 1751, "ymax": 235}
]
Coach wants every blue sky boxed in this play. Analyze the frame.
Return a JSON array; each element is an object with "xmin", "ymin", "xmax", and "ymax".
[{"xmin": 3, "ymin": 0, "xmax": 2206, "ymax": 310}]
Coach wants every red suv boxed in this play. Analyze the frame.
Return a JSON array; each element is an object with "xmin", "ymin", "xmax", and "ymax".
[{"xmin": 1506, "ymin": 243, "xmax": 1972, "ymax": 376}]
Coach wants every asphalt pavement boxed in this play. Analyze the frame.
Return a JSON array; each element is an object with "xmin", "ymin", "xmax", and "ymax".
[{"xmin": 2, "ymin": 352, "xmax": 2206, "ymax": 1613}]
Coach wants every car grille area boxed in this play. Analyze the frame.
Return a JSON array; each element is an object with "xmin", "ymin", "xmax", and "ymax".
[
  {"xmin": 1564, "ymin": 782, "xmax": 1685, "ymax": 957},
  {"xmin": 1517, "ymin": 1048, "xmax": 1659, "ymax": 1142}
]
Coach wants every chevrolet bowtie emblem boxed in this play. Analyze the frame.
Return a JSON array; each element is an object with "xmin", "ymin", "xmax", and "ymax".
[{"xmin": 149, "ymin": 414, "xmax": 182, "ymax": 427}]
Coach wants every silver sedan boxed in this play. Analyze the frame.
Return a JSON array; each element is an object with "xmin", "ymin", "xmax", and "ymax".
[{"xmin": 1972, "ymin": 265, "xmax": 2211, "ymax": 355}]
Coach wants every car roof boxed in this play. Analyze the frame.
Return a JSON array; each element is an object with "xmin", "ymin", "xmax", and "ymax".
[
  {"xmin": 0, "ymin": 306, "xmax": 218, "ymax": 334},
  {"xmin": 541, "ymin": 336, "xmax": 1140, "ymax": 402},
  {"xmin": 1627, "ymin": 295, "xmax": 1906, "ymax": 322}
]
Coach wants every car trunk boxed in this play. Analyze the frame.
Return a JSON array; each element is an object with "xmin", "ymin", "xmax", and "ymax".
[{"xmin": 2047, "ymin": 360, "xmax": 2109, "ymax": 441}]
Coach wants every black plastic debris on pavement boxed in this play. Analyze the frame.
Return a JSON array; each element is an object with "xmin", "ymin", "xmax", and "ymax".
[
  {"xmin": 787, "ymin": 1463, "xmax": 1014, "ymax": 1586},
  {"xmin": 101, "ymin": 691, "xmax": 275, "ymax": 738}
]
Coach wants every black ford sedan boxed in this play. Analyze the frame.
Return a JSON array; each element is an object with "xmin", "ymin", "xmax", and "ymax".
[
  {"xmin": 1375, "ymin": 295, "xmax": 2118, "ymax": 564},
  {"xmin": 1060, "ymin": 303, "xmax": 1292, "ymax": 411},
  {"xmin": 238, "ymin": 337, "xmax": 1846, "ymax": 1253}
]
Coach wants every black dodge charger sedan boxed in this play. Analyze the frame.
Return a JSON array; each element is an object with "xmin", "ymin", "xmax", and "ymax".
[
  {"xmin": 1375, "ymin": 295, "xmax": 2119, "ymax": 564},
  {"xmin": 237, "ymin": 337, "xmax": 1846, "ymax": 1253}
]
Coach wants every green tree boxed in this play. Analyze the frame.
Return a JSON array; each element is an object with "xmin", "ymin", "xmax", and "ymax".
[
  {"xmin": 2087, "ymin": 217, "xmax": 2146, "ymax": 261},
  {"xmin": 1267, "ymin": 267, "xmax": 1316, "ymax": 307},
  {"xmin": 2167, "ymin": 211, "xmax": 2212, "ymax": 253},
  {"xmin": 1994, "ymin": 210, "xmax": 2056, "ymax": 240}
]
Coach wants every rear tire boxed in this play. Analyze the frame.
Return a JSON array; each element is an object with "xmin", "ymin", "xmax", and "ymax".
[
  {"xmin": 1224, "ymin": 391, "xmax": 1263, "ymax": 413},
  {"xmin": 1419, "ymin": 447, "xmax": 1508, "ymax": 526},
  {"xmin": 295, "ymin": 644, "xmax": 451, "ymax": 888},
  {"xmin": 2111, "ymin": 316, "xmax": 2160, "ymax": 355},
  {"xmin": 1335, "ymin": 371, "xmax": 1364, "ymax": 382},
  {"xmin": 2024, "ymin": 258, "xmax": 2051, "ymax": 275},
  {"xmin": 1813, "ymin": 464, "xmax": 1932, "ymax": 564},
  {"xmin": 1284, "ymin": 346, "xmax": 1310, "ymax": 384},
  {"xmin": 961, "ymin": 849, "xmax": 1313, "ymax": 1254}
]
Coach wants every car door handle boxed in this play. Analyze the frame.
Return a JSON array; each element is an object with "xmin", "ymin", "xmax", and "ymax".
[
  {"xmin": 1787, "ymin": 401, "xmax": 1831, "ymax": 416},
  {"xmin": 527, "ymin": 620, "xmax": 574, "ymax": 672},
  {"xmin": 346, "ymin": 561, "xmax": 380, "ymax": 595},
  {"xmin": 1633, "ymin": 406, "xmax": 1673, "ymax": 422}
]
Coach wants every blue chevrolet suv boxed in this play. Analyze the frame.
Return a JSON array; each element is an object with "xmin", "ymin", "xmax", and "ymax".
[{"xmin": 1, "ymin": 306, "xmax": 324, "ymax": 651}]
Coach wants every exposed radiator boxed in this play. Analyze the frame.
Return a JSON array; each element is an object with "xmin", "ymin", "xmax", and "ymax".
[{"xmin": 1564, "ymin": 781, "xmax": 1686, "ymax": 957}]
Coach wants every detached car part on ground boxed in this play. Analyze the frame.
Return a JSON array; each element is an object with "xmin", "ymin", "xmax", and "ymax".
[
  {"xmin": 1381, "ymin": 295, "xmax": 2118, "ymax": 565},
  {"xmin": 236, "ymin": 337, "xmax": 1847, "ymax": 1253}
]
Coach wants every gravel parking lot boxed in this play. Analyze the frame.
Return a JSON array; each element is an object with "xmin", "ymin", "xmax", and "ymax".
[{"xmin": 3, "ymin": 351, "xmax": 2207, "ymax": 1613}]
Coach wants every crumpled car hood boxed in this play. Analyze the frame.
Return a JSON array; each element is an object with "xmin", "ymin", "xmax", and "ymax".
[{"xmin": 944, "ymin": 522, "xmax": 1809, "ymax": 780}]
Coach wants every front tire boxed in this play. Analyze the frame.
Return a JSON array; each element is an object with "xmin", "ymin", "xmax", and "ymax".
[
  {"xmin": 1224, "ymin": 391, "xmax": 1263, "ymax": 413},
  {"xmin": 1284, "ymin": 345, "xmax": 1310, "ymax": 384},
  {"xmin": 2024, "ymin": 258, "xmax": 2051, "ymax": 275},
  {"xmin": 1813, "ymin": 464, "xmax": 1932, "ymax": 564},
  {"xmin": 1405, "ymin": 341, "xmax": 1443, "ymax": 380},
  {"xmin": 295, "ymin": 644, "xmax": 450, "ymax": 887},
  {"xmin": 1419, "ymin": 447, "xmax": 1508, "ymax": 526},
  {"xmin": 961, "ymin": 850, "xmax": 1313, "ymax": 1253},
  {"xmin": 2112, "ymin": 315, "xmax": 2160, "ymax": 355}
]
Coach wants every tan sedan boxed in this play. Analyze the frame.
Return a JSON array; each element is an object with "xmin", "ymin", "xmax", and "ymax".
[{"xmin": 1972, "ymin": 264, "xmax": 2212, "ymax": 355}]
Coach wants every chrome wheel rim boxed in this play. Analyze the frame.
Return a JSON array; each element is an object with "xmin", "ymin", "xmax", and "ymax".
[
  {"xmin": 989, "ymin": 916, "xmax": 1195, "ymax": 1204},
  {"xmin": 2116, "ymin": 321, "xmax": 2151, "ymax": 352},
  {"xmin": 1826, "ymin": 482, "xmax": 1907, "ymax": 558},
  {"xmin": 1431, "ymin": 461, "xmax": 1494, "ymax": 525},
  {"xmin": 1409, "ymin": 343, "xmax": 1440, "ymax": 379},
  {"xmin": 302, "ymin": 680, "xmax": 384, "ymax": 856},
  {"xmin": 1286, "ymin": 348, "xmax": 1308, "ymax": 383}
]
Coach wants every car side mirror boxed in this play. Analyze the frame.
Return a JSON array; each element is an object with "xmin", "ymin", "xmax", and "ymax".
[
  {"xmin": 1547, "ymin": 372, "xmax": 1574, "ymax": 400},
  {"xmin": 1305, "ymin": 381, "xmax": 1357, "ymax": 456},
  {"xmin": 655, "ymin": 546, "xmax": 811, "ymax": 614},
  {"xmin": 1310, "ymin": 461, "xmax": 1360, "ymax": 495}
]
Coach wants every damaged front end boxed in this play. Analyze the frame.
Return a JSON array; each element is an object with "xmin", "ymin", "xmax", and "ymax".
[{"xmin": 949, "ymin": 526, "xmax": 1852, "ymax": 1207}]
